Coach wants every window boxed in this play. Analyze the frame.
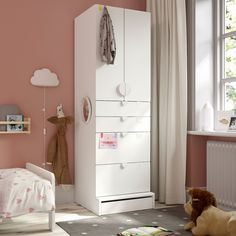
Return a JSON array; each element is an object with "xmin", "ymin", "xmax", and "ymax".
[{"xmin": 221, "ymin": 0, "xmax": 236, "ymax": 110}]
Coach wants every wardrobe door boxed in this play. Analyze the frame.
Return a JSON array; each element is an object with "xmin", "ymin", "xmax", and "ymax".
[
  {"xmin": 124, "ymin": 9, "xmax": 151, "ymax": 102},
  {"xmin": 96, "ymin": 6, "xmax": 124, "ymax": 101}
]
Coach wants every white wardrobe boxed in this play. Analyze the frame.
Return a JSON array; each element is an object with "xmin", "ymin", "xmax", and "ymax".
[{"xmin": 74, "ymin": 4, "xmax": 154, "ymax": 215}]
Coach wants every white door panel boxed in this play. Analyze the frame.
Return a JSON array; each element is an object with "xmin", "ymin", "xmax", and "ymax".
[
  {"xmin": 124, "ymin": 9, "xmax": 151, "ymax": 101},
  {"xmin": 96, "ymin": 6, "xmax": 124, "ymax": 100}
]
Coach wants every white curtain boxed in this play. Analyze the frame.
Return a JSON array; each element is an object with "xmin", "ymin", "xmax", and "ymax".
[{"xmin": 147, "ymin": 0, "xmax": 187, "ymax": 204}]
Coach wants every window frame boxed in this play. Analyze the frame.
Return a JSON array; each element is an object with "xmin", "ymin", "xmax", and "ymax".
[{"xmin": 219, "ymin": 0, "xmax": 236, "ymax": 110}]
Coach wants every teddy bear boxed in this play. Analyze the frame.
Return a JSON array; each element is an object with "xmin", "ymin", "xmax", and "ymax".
[
  {"xmin": 56, "ymin": 104, "xmax": 65, "ymax": 118},
  {"xmin": 184, "ymin": 188, "xmax": 236, "ymax": 236}
]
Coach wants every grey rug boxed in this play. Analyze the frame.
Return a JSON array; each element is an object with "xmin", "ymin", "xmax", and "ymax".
[{"xmin": 57, "ymin": 205, "xmax": 193, "ymax": 236}]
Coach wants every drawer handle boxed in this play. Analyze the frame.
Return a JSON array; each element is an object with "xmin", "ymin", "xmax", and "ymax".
[
  {"xmin": 120, "ymin": 116, "xmax": 127, "ymax": 122},
  {"xmin": 120, "ymin": 132, "xmax": 127, "ymax": 137},
  {"xmin": 120, "ymin": 163, "xmax": 128, "ymax": 169},
  {"xmin": 120, "ymin": 100, "xmax": 127, "ymax": 106}
]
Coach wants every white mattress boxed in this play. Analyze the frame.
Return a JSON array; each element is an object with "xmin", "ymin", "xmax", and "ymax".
[{"xmin": 0, "ymin": 168, "xmax": 55, "ymax": 218}]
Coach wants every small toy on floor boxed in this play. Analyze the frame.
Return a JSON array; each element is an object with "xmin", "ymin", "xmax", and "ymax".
[{"xmin": 184, "ymin": 188, "xmax": 236, "ymax": 236}]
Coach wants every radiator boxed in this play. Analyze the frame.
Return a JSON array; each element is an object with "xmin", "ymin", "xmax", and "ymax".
[{"xmin": 207, "ymin": 141, "xmax": 236, "ymax": 209}]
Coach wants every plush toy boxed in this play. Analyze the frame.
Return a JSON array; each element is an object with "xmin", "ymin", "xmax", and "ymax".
[
  {"xmin": 57, "ymin": 104, "xmax": 65, "ymax": 118},
  {"xmin": 184, "ymin": 188, "xmax": 236, "ymax": 236}
]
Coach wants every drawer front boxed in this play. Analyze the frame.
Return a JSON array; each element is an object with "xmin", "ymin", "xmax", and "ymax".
[
  {"xmin": 96, "ymin": 162, "xmax": 150, "ymax": 197},
  {"xmin": 96, "ymin": 117, "xmax": 150, "ymax": 132},
  {"xmin": 100, "ymin": 196, "xmax": 154, "ymax": 215},
  {"xmin": 96, "ymin": 101, "xmax": 150, "ymax": 117},
  {"xmin": 96, "ymin": 132, "xmax": 150, "ymax": 164}
]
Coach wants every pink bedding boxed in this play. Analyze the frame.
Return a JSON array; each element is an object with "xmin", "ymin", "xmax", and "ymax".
[{"xmin": 0, "ymin": 168, "xmax": 55, "ymax": 218}]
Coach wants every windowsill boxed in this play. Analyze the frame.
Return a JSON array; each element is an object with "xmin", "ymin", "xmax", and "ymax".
[{"xmin": 188, "ymin": 130, "xmax": 236, "ymax": 137}]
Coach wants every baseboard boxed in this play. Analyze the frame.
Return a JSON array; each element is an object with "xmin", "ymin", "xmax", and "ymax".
[{"xmin": 55, "ymin": 185, "xmax": 75, "ymax": 205}]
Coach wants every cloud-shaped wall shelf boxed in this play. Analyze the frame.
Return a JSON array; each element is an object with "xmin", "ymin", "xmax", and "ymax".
[{"xmin": 31, "ymin": 68, "xmax": 59, "ymax": 87}]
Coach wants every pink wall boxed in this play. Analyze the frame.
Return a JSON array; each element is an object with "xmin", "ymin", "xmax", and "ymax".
[{"xmin": 0, "ymin": 0, "xmax": 146, "ymax": 182}]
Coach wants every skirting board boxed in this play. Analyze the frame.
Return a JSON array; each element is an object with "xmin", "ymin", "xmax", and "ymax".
[{"xmin": 97, "ymin": 192, "xmax": 155, "ymax": 215}]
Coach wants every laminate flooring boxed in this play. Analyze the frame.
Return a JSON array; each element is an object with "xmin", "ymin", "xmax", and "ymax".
[
  {"xmin": 0, "ymin": 203, "xmax": 96, "ymax": 236},
  {"xmin": 0, "ymin": 203, "xmax": 183, "ymax": 236}
]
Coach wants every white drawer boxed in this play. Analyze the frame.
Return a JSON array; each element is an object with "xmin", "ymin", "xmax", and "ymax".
[
  {"xmin": 96, "ymin": 162, "xmax": 150, "ymax": 197},
  {"xmin": 99, "ymin": 195, "xmax": 154, "ymax": 215},
  {"xmin": 96, "ymin": 132, "xmax": 150, "ymax": 164},
  {"xmin": 96, "ymin": 117, "xmax": 150, "ymax": 132},
  {"xmin": 96, "ymin": 101, "xmax": 150, "ymax": 117}
]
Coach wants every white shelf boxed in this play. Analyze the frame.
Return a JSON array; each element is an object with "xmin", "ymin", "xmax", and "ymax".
[{"xmin": 188, "ymin": 130, "xmax": 236, "ymax": 138}]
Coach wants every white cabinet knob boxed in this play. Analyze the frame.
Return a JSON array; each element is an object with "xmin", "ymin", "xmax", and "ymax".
[
  {"xmin": 120, "ymin": 163, "xmax": 128, "ymax": 169},
  {"xmin": 120, "ymin": 116, "xmax": 127, "ymax": 122},
  {"xmin": 117, "ymin": 82, "xmax": 131, "ymax": 97},
  {"xmin": 120, "ymin": 132, "xmax": 127, "ymax": 137},
  {"xmin": 117, "ymin": 82, "xmax": 126, "ymax": 97},
  {"xmin": 120, "ymin": 100, "xmax": 127, "ymax": 106}
]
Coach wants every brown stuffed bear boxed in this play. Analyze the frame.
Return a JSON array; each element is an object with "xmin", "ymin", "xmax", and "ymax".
[{"xmin": 184, "ymin": 188, "xmax": 236, "ymax": 236}]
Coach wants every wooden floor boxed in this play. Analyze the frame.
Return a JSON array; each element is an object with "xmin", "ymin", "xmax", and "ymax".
[
  {"xmin": 0, "ymin": 204, "xmax": 97, "ymax": 236},
  {"xmin": 0, "ymin": 202, "xmax": 166, "ymax": 236}
]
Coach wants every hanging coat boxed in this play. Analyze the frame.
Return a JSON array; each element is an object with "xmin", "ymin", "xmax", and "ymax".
[
  {"xmin": 47, "ymin": 116, "xmax": 73, "ymax": 185},
  {"xmin": 100, "ymin": 6, "xmax": 116, "ymax": 64}
]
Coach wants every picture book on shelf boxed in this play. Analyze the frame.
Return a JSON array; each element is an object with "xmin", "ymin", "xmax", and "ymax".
[{"xmin": 6, "ymin": 114, "xmax": 24, "ymax": 132}]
